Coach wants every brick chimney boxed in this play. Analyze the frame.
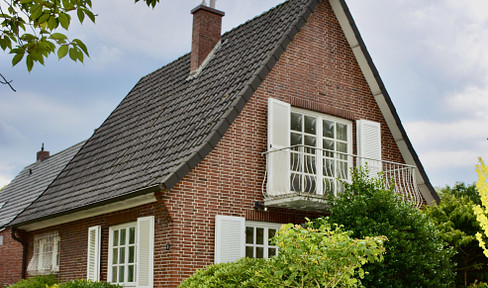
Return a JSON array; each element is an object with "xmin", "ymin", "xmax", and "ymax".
[
  {"xmin": 190, "ymin": 2, "xmax": 225, "ymax": 72},
  {"xmin": 37, "ymin": 143, "xmax": 50, "ymax": 162}
]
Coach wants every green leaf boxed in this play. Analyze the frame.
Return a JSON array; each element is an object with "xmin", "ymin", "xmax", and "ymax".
[
  {"xmin": 12, "ymin": 52, "xmax": 24, "ymax": 66},
  {"xmin": 58, "ymin": 13, "xmax": 70, "ymax": 30},
  {"xmin": 84, "ymin": 9, "xmax": 96, "ymax": 23},
  {"xmin": 30, "ymin": 5, "xmax": 43, "ymax": 21},
  {"xmin": 72, "ymin": 39, "xmax": 89, "ymax": 57},
  {"xmin": 68, "ymin": 47, "xmax": 77, "ymax": 61},
  {"xmin": 57, "ymin": 45, "xmax": 68, "ymax": 59},
  {"xmin": 47, "ymin": 15, "xmax": 58, "ymax": 30},
  {"xmin": 26, "ymin": 54, "xmax": 34, "ymax": 71},
  {"xmin": 49, "ymin": 33, "xmax": 67, "ymax": 41},
  {"xmin": 77, "ymin": 8, "xmax": 84, "ymax": 23}
]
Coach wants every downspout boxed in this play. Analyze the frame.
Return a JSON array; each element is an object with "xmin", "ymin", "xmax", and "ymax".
[{"xmin": 11, "ymin": 227, "xmax": 27, "ymax": 279}]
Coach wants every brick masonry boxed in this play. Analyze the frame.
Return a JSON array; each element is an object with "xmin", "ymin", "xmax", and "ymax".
[
  {"xmin": 18, "ymin": 1, "xmax": 413, "ymax": 287},
  {"xmin": 0, "ymin": 229, "xmax": 23, "ymax": 286}
]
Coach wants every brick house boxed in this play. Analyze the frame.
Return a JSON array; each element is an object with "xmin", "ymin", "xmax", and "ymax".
[
  {"xmin": 7, "ymin": 0, "xmax": 439, "ymax": 287},
  {"xmin": 0, "ymin": 143, "xmax": 84, "ymax": 286}
]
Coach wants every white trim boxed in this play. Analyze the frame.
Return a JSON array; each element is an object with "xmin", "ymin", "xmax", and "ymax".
[
  {"xmin": 245, "ymin": 221, "xmax": 282, "ymax": 259},
  {"xmin": 18, "ymin": 193, "xmax": 157, "ymax": 231},
  {"xmin": 215, "ymin": 215, "xmax": 245, "ymax": 264},
  {"xmin": 87, "ymin": 225, "xmax": 101, "ymax": 281},
  {"xmin": 108, "ymin": 221, "xmax": 138, "ymax": 286}
]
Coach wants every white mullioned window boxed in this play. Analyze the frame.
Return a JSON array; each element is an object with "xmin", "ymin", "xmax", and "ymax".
[
  {"xmin": 290, "ymin": 107, "xmax": 352, "ymax": 196},
  {"xmin": 108, "ymin": 222, "xmax": 137, "ymax": 286},
  {"xmin": 245, "ymin": 221, "xmax": 281, "ymax": 259},
  {"xmin": 27, "ymin": 231, "xmax": 60, "ymax": 274}
]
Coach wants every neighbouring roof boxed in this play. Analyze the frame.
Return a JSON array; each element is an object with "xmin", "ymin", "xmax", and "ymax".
[
  {"xmin": 11, "ymin": 0, "xmax": 438, "ymax": 227},
  {"xmin": 0, "ymin": 142, "xmax": 85, "ymax": 228}
]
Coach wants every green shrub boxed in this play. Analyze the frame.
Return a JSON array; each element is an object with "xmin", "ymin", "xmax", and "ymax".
[
  {"xmin": 180, "ymin": 218, "xmax": 386, "ymax": 288},
  {"xmin": 254, "ymin": 218, "xmax": 387, "ymax": 288},
  {"xmin": 56, "ymin": 280, "xmax": 122, "ymax": 288},
  {"xmin": 7, "ymin": 275, "xmax": 57, "ymax": 288},
  {"xmin": 179, "ymin": 257, "xmax": 265, "ymax": 288},
  {"xmin": 328, "ymin": 167, "xmax": 455, "ymax": 288}
]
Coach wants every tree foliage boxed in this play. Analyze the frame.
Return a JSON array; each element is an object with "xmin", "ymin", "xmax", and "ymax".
[
  {"xmin": 424, "ymin": 183, "xmax": 488, "ymax": 287},
  {"xmin": 328, "ymin": 167, "xmax": 455, "ymax": 288},
  {"xmin": 0, "ymin": 0, "xmax": 159, "ymax": 72},
  {"xmin": 475, "ymin": 158, "xmax": 488, "ymax": 259},
  {"xmin": 179, "ymin": 218, "xmax": 387, "ymax": 288}
]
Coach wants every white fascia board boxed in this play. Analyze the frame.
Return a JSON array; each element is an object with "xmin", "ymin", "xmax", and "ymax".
[{"xmin": 17, "ymin": 193, "xmax": 157, "ymax": 232}]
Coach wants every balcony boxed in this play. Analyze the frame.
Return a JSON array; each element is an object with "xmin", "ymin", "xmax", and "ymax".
[{"xmin": 262, "ymin": 145, "xmax": 423, "ymax": 212}]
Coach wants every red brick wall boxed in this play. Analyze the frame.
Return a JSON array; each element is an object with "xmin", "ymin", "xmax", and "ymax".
[
  {"xmin": 23, "ymin": 192, "xmax": 171, "ymax": 284},
  {"xmin": 0, "ymin": 229, "xmax": 23, "ymax": 286},
  {"xmin": 161, "ymin": 0, "xmax": 407, "ymax": 286}
]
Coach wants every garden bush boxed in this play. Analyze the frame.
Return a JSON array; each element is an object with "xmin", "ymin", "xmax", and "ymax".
[
  {"xmin": 7, "ymin": 275, "xmax": 57, "ymax": 288},
  {"xmin": 327, "ymin": 167, "xmax": 455, "ymax": 288},
  {"xmin": 180, "ymin": 218, "xmax": 386, "ymax": 288},
  {"xmin": 55, "ymin": 280, "xmax": 122, "ymax": 288}
]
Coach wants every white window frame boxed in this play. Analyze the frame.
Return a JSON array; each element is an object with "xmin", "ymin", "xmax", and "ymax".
[
  {"xmin": 290, "ymin": 107, "xmax": 353, "ymax": 196},
  {"xmin": 27, "ymin": 231, "xmax": 60, "ymax": 274},
  {"xmin": 245, "ymin": 221, "xmax": 282, "ymax": 259},
  {"xmin": 108, "ymin": 222, "xmax": 137, "ymax": 287}
]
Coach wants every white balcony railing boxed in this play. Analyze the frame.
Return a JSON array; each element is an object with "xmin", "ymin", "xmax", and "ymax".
[{"xmin": 262, "ymin": 145, "xmax": 423, "ymax": 209}]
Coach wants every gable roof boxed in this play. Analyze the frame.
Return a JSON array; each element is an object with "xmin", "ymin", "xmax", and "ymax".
[
  {"xmin": 0, "ymin": 142, "xmax": 84, "ymax": 228},
  {"xmin": 11, "ymin": 0, "xmax": 438, "ymax": 228}
]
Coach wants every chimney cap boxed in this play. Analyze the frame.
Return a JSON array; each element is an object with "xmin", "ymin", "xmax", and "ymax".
[
  {"xmin": 191, "ymin": 4, "xmax": 225, "ymax": 16},
  {"xmin": 37, "ymin": 143, "xmax": 50, "ymax": 162}
]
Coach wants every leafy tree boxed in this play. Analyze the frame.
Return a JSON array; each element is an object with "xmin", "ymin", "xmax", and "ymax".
[
  {"xmin": 475, "ymin": 158, "xmax": 488, "ymax": 259},
  {"xmin": 328, "ymin": 167, "xmax": 455, "ymax": 288},
  {"xmin": 179, "ymin": 218, "xmax": 387, "ymax": 288},
  {"xmin": 424, "ymin": 183, "xmax": 488, "ymax": 287},
  {"xmin": 0, "ymin": 0, "xmax": 159, "ymax": 73}
]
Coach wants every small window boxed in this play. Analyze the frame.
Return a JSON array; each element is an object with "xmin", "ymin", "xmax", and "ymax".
[
  {"xmin": 27, "ymin": 231, "xmax": 60, "ymax": 274},
  {"xmin": 245, "ymin": 221, "xmax": 281, "ymax": 259},
  {"xmin": 108, "ymin": 222, "xmax": 137, "ymax": 286}
]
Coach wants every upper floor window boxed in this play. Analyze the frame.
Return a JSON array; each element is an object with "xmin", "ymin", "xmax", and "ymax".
[
  {"xmin": 27, "ymin": 231, "xmax": 60, "ymax": 274},
  {"xmin": 289, "ymin": 108, "xmax": 352, "ymax": 196}
]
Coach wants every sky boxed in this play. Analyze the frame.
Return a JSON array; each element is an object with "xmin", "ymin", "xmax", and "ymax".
[{"xmin": 1, "ymin": 0, "xmax": 488, "ymax": 189}]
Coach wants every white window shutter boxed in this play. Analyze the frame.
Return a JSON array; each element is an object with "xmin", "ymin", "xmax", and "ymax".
[
  {"xmin": 357, "ymin": 120, "xmax": 382, "ymax": 176},
  {"xmin": 267, "ymin": 98, "xmax": 291, "ymax": 196},
  {"xmin": 137, "ymin": 216, "xmax": 154, "ymax": 288},
  {"xmin": 214, "ymin": 215, "xmax": 245, "ymax": 264},
  {"xmin": 87, "ymin": 226, "xmax": 101, "ymax": 281}
]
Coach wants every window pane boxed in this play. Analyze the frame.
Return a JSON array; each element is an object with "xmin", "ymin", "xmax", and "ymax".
[
  {"xmin": 290, "ymin": 152, "xmax": 301, "ymax": 172},
  {"xmin": 118, "ymin": 266, "xmax": 125, "ymax": 283},
  {"xmin": 336, "ymin": 123, "xmax": 347, "ymax": 141},
  {"xmin": 323, "ymin": 120, "xmax": 334, "ymax": 138},
  {"xmin": 291, "ymin": 173, "xmax": 301, "ymax": 192},
  {"xmin": 337, "ymin": 142, "xmax": 347, "ymax": 160},
  {"xmin": 256, "ymin": 247, "xmax": 264, "ymax": 259},
  {"xmin": 246, "ymin": 246, "xmax": 253, "ymax": 258},
  {"xmin": 323, "ymin": 178, "xmax": 335, "ymax": 195},
  {"xmin": 113, "ymin": 230, "xmax": 119, "ymax": 246},
  {"xmin": 304, "ymin": 116, "xmax": 316, "ymax": 134},
  {"xmin": 120, "ymin": 229, "xmax": 126, "ymax": 245},
  {"xmin": 119, "ymin": 247, "xmax": 125, "ymax": 264},
  {"xmin": 113, "ymin": 248, "xmax": 118, "ymax": 264},
  {"xmin": 246, "ymin": 227, "xmax": 254, "ymax": 244},
  {"xmin": 305, "ymin": 155, "xmax": 316, "ymax": 174},
  {"xmin": 112, "ymin": 267, "xmax": 118, "ymax": 283},
  {"xmin": 304, "ymin": 136, "xmax": 316, "ymax": 153},
  {"xmin": 337, "ymin": 162, "xmax": 348, "ymax": 179},
  {"xmin": 128, "ymin": 247, "xmax": 135, "ymax": 263},
  {"xmin": 323, "ymin": 139, "xmax": 334, "ymax": 157},
  {"xmin": 291, "ymin": 133, "xmax": 302, "ymax": 146},
  {"xmin": 129, "ymin": 227, "xmax": 135, "ymax": 244},
  {"xmin": 128, "ymin": 265, "xmax": 134, "ymax": 282},
  {"xmin": 291, "ymin": 113, "xmax": 302, "ymax": 132},
  {"xmin": 304, "ymin": 175, "xmax": 316, "ymax": 194},
  {"xmin": 256, "ymin": 228, "xmax": 264, "ymax": 245},
  {"xmin": 268, "ymin": 229, "xmax": 276, "ymax": 241},
  {"xmin": 268, "ymin": 248, "xmax": 277, "ymax": 257}
]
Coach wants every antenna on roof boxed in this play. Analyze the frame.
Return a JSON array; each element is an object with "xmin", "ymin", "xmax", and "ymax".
[
  {"xmin": 41, "ymin": 142, "xmax": 44, "ymax": 151},
  {"xmin": 209, "ymin": 0, "xmax": 216, "ymax": 8}
]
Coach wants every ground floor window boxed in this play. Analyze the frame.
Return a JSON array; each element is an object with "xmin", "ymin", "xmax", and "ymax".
[
  {"xmin": 245, "ymin": 221, "xmax": 281, "ymax": 259},
  {"xmin": 108, "ymin": 222, "xmax": 137, "ymax": 286},
  {"xmin": 27, "ymin": 231, "xmax": 60, "ymax": 274}
]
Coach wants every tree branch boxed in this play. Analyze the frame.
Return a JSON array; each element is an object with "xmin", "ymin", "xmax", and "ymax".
[{"xmin": 0, "ymin": 73, "xmax": 17, "ymax": 92}]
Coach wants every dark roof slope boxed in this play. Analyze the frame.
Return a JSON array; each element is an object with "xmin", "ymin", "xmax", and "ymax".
[
  {"xmin": 12, "ymin": 0, "xmax": 320, "ymax": 225},
  {"xmin": 0, "ymin": 142, "xmax": 84, "ymax": 228}
]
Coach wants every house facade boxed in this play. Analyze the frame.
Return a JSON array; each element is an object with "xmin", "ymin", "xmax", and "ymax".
[
  {"xmin": 0, "ymin": 143, "xmax": 84, "ymax": 286},
  {"xmin": 7, "ymin": 0, "xmax": 438, "ymax": 287}
]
